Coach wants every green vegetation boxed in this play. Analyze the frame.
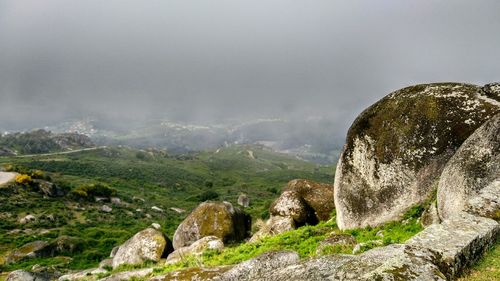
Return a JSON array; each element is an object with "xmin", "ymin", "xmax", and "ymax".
[
  {"xmin": 0, "ymin": 144, "xmax": 333, "ymax": 272},
  {"xmin": 459, "ymin": 241, "xmax": 500, "ymax": 281}
]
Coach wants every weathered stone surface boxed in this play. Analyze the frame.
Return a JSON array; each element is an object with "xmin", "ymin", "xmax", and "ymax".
[
  {"xmin": 100, "ymin": 268, "xmax": 153, "ymax": 281},
  {"xmin": 172, "ymin": 201, "xmax": 251, "ymax": 249},
  {"xmin": 6, "ymin": 270, "xmax": 51, "ymax": 281},
  {"xmin": 150, "ymin": 266, "xmax": 232, "ymax": 281},
  {"xmin": 249, "ymin": 216, "xmax": 295, "ymax": 243},
  {"xmin": 237, "ymin": 194, "xmax": 250, "ymax": 208},
  {"xmin": 269, "ymin": 191, "xmax": 312, "ymax": 224},
  {"xmin": 215, "ymin": 251, "xmax": 300, "ymax": 281},
  {"xmin": 166, "ymin": 236, "xmax": 224, "ymax": 264},
  {"xmin": 19, "ymin": 214, "xmax": 37, "ymax": 224},
  {"xmin": 438, "ymin": 113, "xmax": 500, "ymax": 220},
  {"xmin": 421, "ymin": 202, "xmax": 441, "ymax": 227},
  {"xmin": 334, "ymin": 83, "xmax": 500, "ymax": 229},
  {"xmin": 283, "ymin": 179, "xmax": 335, "ymax": 221},
  {"xmin": 112, "ymin": 227, "xmax": 173, "ymax": 268},
  {"xmin": 5, "ymin": 241, "xmax": 49, "ymax": 264},
  {"xmin": 467, "ymin": 180, "xmax": 500, "ymax": 220},
  {"xmin": 407, "ymin": 212, "xmax": 499, "ymax": 279}
]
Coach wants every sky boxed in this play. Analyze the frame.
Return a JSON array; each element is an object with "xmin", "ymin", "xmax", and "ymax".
[{"xmin": 1, "ymin": 0, "xmax": 500, "ymax": 131}]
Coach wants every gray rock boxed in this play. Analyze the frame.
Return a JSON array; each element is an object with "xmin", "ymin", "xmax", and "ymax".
[
  {"xmin": 109, "ymin": 246, "xmax": 120, "ymax": 258},
  {"xmin": 215, "ymin": 251, "xmax": 300, "ymax": 281},
  {"xmin": 467, "ymin": 180, "xmax": 500, "ymax": 219},
  {"xmin": 35, "ymin": 180, "xmax": 66, "ymax": 197},
  {"xmin": 421, "ymin": 202, "xmax": 441, "ymax": 227},
  {"xmin": 5, "ymin": 241, "xmax": 49, "ymax": 264},
  {"xmin": 438, "ymin": 113, "xmax": 500, "ymax": 220},
  {"xmin": 237, "ymin": 194, "xmax": 250, "ymax": 208},
  {"xmin": 172, "ymin": 201, "xmax": 251, "ymax": 249},
  {"xmin": 99, "ymin": 268, "xmax": 153, "ymax": 281},
  {"xmin": 269, "ymin": 191, "xmax": 310, "ymax": 224},
  {"xmin": 166, "ymin": 236, "xmax": 224, "ymax": 264},
  {"xmin": 6, "ymin": 270, "xmax": 51, "ymax": 281},
  {"xmin": 283, "ymin": 179, "xmax": 335, "ymax": 222},
  {"xmin": 101, "ymin": 205, "xmax": 112, "ymax": 213},
  {"xmin": 19, "ymin": 214, "xmax": 37, "ymax": 224},
  {"xmin": 249, "ymin": 216, "xmax": 295, "ymax": 243},
  {"xmin": 334, "ymin": 83, "xmax": 500, "ymax": 229},
  {"xmin": 407, "ymin": 212, "xmax": 499, "ymax": 279},
  {"xmin": 112, "ymin": 227, "xmax": 173, "ymax": 268}
]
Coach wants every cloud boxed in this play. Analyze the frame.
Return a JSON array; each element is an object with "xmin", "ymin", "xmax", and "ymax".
[{"xmin": 1, "ymin": 0, "xmax": 499, "ymax": 131}]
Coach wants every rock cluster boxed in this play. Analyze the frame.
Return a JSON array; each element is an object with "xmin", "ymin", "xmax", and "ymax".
[
  {"xmin": 334, "ymin": 83, "xmax": 500, "ymax": 229},
  {"xmin": 251, "ymin": 179, "xmax": 334, "ymax": 242}
]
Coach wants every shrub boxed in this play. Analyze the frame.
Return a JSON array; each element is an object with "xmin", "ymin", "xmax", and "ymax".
[
  {"xmin": 198, "ymin": 190, "xmax": 219, "ymax": 201},
  {"xmin": 15, "ymin": 174, "xmax": 33, "ymax": 186},
  {"xmin": 70, "ymin": 183, "xmax": 117, "ymax": 200}
]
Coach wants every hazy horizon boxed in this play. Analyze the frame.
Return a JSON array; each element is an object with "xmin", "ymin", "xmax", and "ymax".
[{"xmin": 1, "ymin": 1, "xmax": 500, "ymax": 133}]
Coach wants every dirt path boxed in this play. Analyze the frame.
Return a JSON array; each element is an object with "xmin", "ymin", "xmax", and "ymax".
[
  {"xmin": 0, "ymin": 172, "xmax": 18, "ymax": 185},
  {"xmin": 12, "ymin": 146, "xmax": 107, "ymax": 158}
]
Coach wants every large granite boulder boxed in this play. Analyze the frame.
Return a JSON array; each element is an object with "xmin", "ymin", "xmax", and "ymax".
[
  {"xmin": 269, "ymin": 191, "xmax": 312, "ymax": 225},
  {"xmin": 112, "ymin": 227, "xmax": 173, "ymax": 268},
  {"xmin": 334, "ymin": 83, "xmax": 500, "ymax": 229},
  {"xmin": 248, "ymin": 216, "xmax": 295, "ymax": 243},
  {"xmin": 283, "ymin": 179, "xmax": 335, "ymax": 221},
  {"xmin": 438, "ymin": 113, "xmax": 500, "ymax": 220},
  {"xmin": 172, "ymin": 201, "xmax": 251, "ymax": 249}
]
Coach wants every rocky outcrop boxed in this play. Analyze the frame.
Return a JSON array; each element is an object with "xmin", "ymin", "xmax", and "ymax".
[
  {"xmin": 407, "ymin": 213, "xmax": 499, "ymax": 279},
  {"xmin": 166, "ymin": 236, "xmax": 224, "ymax": 264},
  {"xmin": 269, "ymin": 191, "xmax": 313, "ymax": 225},
  {"xmin": 215, "ymin": 251, "xmax": 300, "ymax": 281},
  {"xmin": 34, "ymin": 180, "xmax": 67, "ymax": 197},
  {"xmin": 172, "ymin": 201, "xmax": 251, "ymax": 249},
  {"xmin": 4, "ymin": 241, "xmax": 49, "ymax": 264},
  {"xmin": 112, "ymin": 227, "xmax": 173, "ymax": 268},
  {"xmin": 283, "ymin": 179, "xmax": 335, "ymax": 221},
  {"xmin": 334, "ymin": 83, "xmax": 500, "ymax": 229},
  {"xmin": 438, "ymin": 113, "xmax": 500, "ymax": 220},
  {"xmin": 6, "ymin": 270, "xmax": 51, "ymax": 281}
]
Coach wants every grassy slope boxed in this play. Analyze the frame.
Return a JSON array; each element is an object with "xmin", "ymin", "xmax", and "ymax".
[
  {"xmin": 459, "ymin": 241, "xmax": 500, "ymax": 281},
  {"xmin": 0, "ymin": 145, "xmax": 333, "ymax": 272}
]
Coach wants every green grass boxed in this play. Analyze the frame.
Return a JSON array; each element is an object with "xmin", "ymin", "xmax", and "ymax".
[
  {"xmin": 0, "ymin": 144, "xmax": 334, "ymax": 272},
  {"xmin": 459, "ymin": 241, "xmax": 500, "ymax": 281},
  {"xmin": 152, "ymin": 207, "xmax": 424, "ymax": 275}
]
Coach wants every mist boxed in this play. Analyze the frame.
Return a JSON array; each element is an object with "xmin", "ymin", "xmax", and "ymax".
[{"xmin": 1, "ymin": 0, "xmax": 500, "ymax": 132}]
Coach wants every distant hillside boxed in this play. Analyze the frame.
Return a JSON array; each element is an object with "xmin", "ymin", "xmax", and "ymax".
[
  {"xmin": 0, "ymin": 130, "xmax": 94, "ymax": 156},
  {"xmin": 0, "ymin": 145, "xmax": 333, "ymax": 272}
]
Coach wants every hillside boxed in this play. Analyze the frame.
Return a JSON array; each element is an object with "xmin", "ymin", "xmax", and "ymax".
[{"xmin": 0, "ymin": 145, "xmax": 333, "ymax": 273}]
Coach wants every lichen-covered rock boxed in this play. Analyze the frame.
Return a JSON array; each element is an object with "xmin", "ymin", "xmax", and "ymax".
[
  {"xmin": 5, "ymin": 241, "xmax": 49, "ymax": 264},
  {"xmin": 34, "ymin": 179, "xmax": 66, "ymax": 197},
  {"xmin": 248, "ymin": 216, "xmax": 295, "ymax": 243},
  {"xmin": 112, "ymin": 227, "xmax": 173, "ymax": 268},
  {"xmin": 150, "ymin": 266, "xmax": 232, "ymax": 281},
  {"xmin": 467, "ymin": 180, "xmax": 500, "ymax": 220},
  {"xmin": 100, "ymin": 268, "xmax": 153, "ymax": 281},
  {"xmin": 407, "ymin": 212, "xmax": 499, "ymax": 279},
  {"xmin": 172, "ymin": 201, "xmax": 251, "ymax": 249},
  {"xmin": 283, "ymin": 179, "xmax": 335, "ymax": 221},
  {"xmin": 438, "ymin": 113, "xmax": 500, "ymax": 220},
  {"xmin": 6, "ymin": 270, "xmax": 51, "ymax": 281},
  {"xmin": 421, "ymin": 202, "xmax": 441, "ymax": 226},
  {"xmin": 215, "ymin": 251, "xmax": 300, "ymax": 281},
  {"xmin": 166, "ymin": 236, "xmax": 224, "ymax": 264},
  {"xmin": 269, "ymin": 191, "xmax": 312, "ymax": 224},
  {"xmin": 335, "ymin": 83, "xmax": 500, "ymax": 229}
]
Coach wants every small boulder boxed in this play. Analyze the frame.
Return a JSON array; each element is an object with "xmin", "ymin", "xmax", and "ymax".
[
  {"xmin": 151, "ymin": 206, "xmax": 164, "ymax": 213},
  {"xmin": 438, "ymin": 113, "xmax": 500, "ymax": 220},
  {"xmin": 6, "ymin": 270, "xmax": 51, "ymax": 281},
  {"xmin": 112, "ymin": 227, "xmax": 173, "ymax": 268},
  {"xmin": 170, "ymin": 207, "xmax": 186, "ymax": 214},
  {"xmin": 249, "ymin": 216, "xmax": 295, "ymax": 243},
  {"xmin": 151, "ymin": 223, "xmax": 161, "ymax": 230},
  {"xmin": 34, "ymin": 180, "xmax": 66, "ymax": 197},
  {"xmin": 111, "ymin": 197, "xmax": 122, "ymax": 205},
  {"xmin": 19, "ymin": 214, "xmax": 36, "ymax": 224},
  {"xmin": 269, "ymin": 191, "xmax": 313, "ymax": 225},
  {"xmin": 284, "ymin": 179, "xmax": 335, "ymax": 221},
  {"xmin": 237, "ymin": 194, "xmax": 250, "ymax": 208},
  {"xmin": 166, "ymin": 236, "xmax": 224, "ymax": 264},
  {"xmin": 101, "ymin": 205, "xmax": 112, "ymax": 213},
  {"xmin": 172, "ymin": 201, "xmax": 251, "ymax": 249},
  {"xmin": 5, "ymin": 241, "xmax": 49, "ymax": 264}
]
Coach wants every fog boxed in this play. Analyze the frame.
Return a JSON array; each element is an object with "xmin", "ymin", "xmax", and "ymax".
[{"xmin": 1, "ymin": 0, "xmax": 500, "ymax": 132}]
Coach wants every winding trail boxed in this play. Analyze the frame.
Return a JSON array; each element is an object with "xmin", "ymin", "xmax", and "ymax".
[
  {"xmin": 9, "ymin": 146, "xmax": 107, "ymax": 158},
  {"xmin": 0, "ymin": 171, "xmax": 18, "ymax": 185}
]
